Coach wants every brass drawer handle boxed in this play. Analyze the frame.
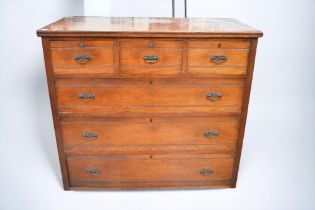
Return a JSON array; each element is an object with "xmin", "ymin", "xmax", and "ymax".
[
  {"xmin": 200, "ymin": 168, "xmax": 214, "ymax": 176},
  {"xmin": 203, "ymin": 131, "xmax": 219, "ymax": 138},
  {"xmin": 86, "ymin": 168, "xmax": 102, "ymax": 175},
  {"xmin": 78, "ymin": 93, "xmax": 96, "ymax": 101},
  {"xmin": 82, "ymin": 132, "xmax": 98, "ymax": 139},
  {"xmin": 206, "ymin": 92, "xmax": 222, "ymax": 101},
  {"xmin": 144, "ymin": 55, "xmax": 160, "ymax": 64},
  {"xmin": 74, "ymin": 54, "xmax": 92, "ymax": 64},
  {"xmin": 210, "ymin": 55, "xmax": 228, "ymax": 64}
]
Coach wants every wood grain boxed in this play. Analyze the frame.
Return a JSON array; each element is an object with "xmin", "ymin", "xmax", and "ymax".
[
  {"xmin": 64, "ymin": 144, "xmax": 235, "ymax": 154},
  {"xmin": 120, "ymin": 48, "xmax": 183, "ymax": 66},
  {"xmin": 188, "ymin": 49, "xmax": 248, "ymax": 67},
  {"xmin": 41, "ymin": 38, "xmax": 70, "ymax": 190},
  {"xmin": 51, "ymin": 48, "xmax": 114, "ymax": 67},
  {"xmin": 56, "ymin": 84, "xmax": 244, "ymax": 107},
  {"xmin": 55, "ymin": 78, "xmax": 245, "ymax": 85},
  {"xmin": 50, "ymin": 40, "xmax": 114, "ymax": 48},
  {"xmin": 67, "ymin": 154, "xmax": 234, "ymax": 184},
  {"xmin": 188, "ymin": 40, "xmax": 250, "ymax": 49},
  {"xmin": 61, "ymin": 116, "xmax": 240, "ymax": 148},
  {"xmin": 120, "ymin": 67, "xmax": 181, "ymax": 75},
  {"xmin": 120, "ymin": 39, "xmax": 184, "ymax": 48},
  {"xmin": 57, "ymin": 105, "xmax": 242, "ymax": 117},
  {"xmin": 231, "ymin": 39, "xmax": 259, "ymax": 187},
  {"xmin": 37, "ymin": 17, "xmax": 263, "ymax": 38}
]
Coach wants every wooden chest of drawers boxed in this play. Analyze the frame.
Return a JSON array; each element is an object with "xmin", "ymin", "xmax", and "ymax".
[{"xmin": 37, "ymin": 17, "xmax": 262, "ymax": 190}]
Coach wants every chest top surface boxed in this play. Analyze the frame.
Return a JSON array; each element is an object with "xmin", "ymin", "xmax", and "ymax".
[{"xmin": 37, "ymin": 16, "xmax": 263, "ymax": 38}]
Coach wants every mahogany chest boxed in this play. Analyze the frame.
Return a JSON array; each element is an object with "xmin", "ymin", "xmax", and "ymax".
[{"xmin": 37, "ymin": 17, "xmax": 262, "ymax": 190}]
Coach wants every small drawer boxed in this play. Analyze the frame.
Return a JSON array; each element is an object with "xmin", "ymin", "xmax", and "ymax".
[
  {"xmin": 67, "ymin": 154, "xmax": 234, "ymax": 187},
  {"xmin": 61, "ymin": 117, "xmax": 239, "ymax": 149},
  {"xmin": 120, "ymin": 48, "xmax": 182, "ymax": 67},
  {"xmin": 50, "ymin": 40, "xmax": 114, "ymax": 75},
  {"xmin": 119, "ymin": 40, "xmax": 183, "ymax": 75},
  {"xmin": 51, "ymin": 48, "xmax": 114, "ymax": 67},
  {"xmin": 187, "ymin": 48, "xmax": 249, "ymax": 76},
  {"xmin": 187, "ymin": 40, "xmax": 249, "ymax": 77}
]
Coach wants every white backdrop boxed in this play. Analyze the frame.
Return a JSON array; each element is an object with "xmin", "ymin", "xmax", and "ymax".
[{"xmin": 1, "ymin": 0, "xmax": 315, "ymax": 209}]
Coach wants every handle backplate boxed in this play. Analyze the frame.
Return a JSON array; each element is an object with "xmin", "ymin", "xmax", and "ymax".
[
  {"xmin": 203, "ymin": 131, "xmax": 219, "ymax": 138},
  {"xmin": 78, "ymin": 93, "xmax": 95, "ymax": 102},
  {"xmin": 86, "ymin": 168, "xmax": 102, "ymax": 175},
  {"xmin": 82, "ymin": 132, "xmax": 98, "ymax": 139},
  {"xmin": 144, "ymin": 55, "xmax": 160, "ymax": 64},
  {"xmin": 210, "ymin": 55, "xmax": 228, "ymax": 64},
  {"xmin": 206, "ymin": 92, "xmax": 222, "ymax": 101},
  {"xmin": 74, "ymin": 54, "xmax": 92, "ymax": 64},
  {"xmin": 200, "ymin": 168, "xmax": 214, "ymax": 176}
]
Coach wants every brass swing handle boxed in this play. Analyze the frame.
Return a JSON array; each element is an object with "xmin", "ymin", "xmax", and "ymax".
[
  {"xmin": 74, "ymin": 54, "xmax": 92, "ymax": 64},
  {"xmin": 78, "ymin": 93, "xmax": 96, "ymax": 101},
  {"xmin": 203, "ymin": 131, "xmax": 219, "ymax": 139},
  {"xmin": 206, "ymin": 92, "xmax": 222, "ymax": 101},
  {"xmin": 82, "ymin": 132, "xmax": 98, "ymax": 139},
  {"xmin": 144, "ymin": 55, "xmax": 160, "ymax": 64},
  {"xmin": 86, "ymin": 168, "xmax": 102, "ymax": 175},
  {"xmin": 210, "ymin": 55, "xmax": 228, "ymax": 64}
]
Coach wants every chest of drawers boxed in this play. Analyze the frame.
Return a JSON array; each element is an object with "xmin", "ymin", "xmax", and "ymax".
[{"xmin": 37, "ymin": 17, "xmax": 262, "ymax": 190}]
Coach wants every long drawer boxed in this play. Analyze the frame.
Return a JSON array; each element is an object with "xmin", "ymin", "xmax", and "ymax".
[
  {"xmin": 61, "ymin": 117, "xmax": 239, "ymax": 148},
  {"xmin": 55, "ymin": 81, "xmax": 244, "ymax": 108},
  {"xmin": 67, "ymin": 153, "xmax": 234, "ymax": 188}
]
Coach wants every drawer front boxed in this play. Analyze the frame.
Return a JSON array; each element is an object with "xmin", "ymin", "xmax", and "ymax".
[
  {"xmin": 188, "ymin": 40, "xmax": 249, "ymax": 76},
  {"xmin": 67, "ymin": 155, "xmax": 234, "ymax": 185},
  {"xmin": 61, "ymin": 117, "xmax": 239, "ymax": 148},
  {"xmin": 120, "ymin": 40, "xmax": 183, "ymax": 75},
  {"xmin": 51, "ymin": 40, "xmax": 114, "ymax": 75},
  {"xmin": 188, "ymin": 49, "xmax": 248, "ymax": 67},
  {"xmin": 120, "ymin": 48, "xmax": 182, "ymax": 67},
  {"xmin": 56, "ymin": 84, "xmax": 243, "ymax": 107},
  {"xmin": 51, "ymin": 48, "xmax": 114, "ymax": 67}
]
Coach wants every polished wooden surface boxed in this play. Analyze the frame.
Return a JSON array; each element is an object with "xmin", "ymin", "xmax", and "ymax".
[
  {"xmin": 38, "ymin": 17, "xmax": 262, "ymax": 190},
  {"xmin": 49, "ymin": 38, "xmax": 250, "ymax": 78},
  {"xmin": 56, "ymin": 82, "xmax": 243, "ymax": 107},
  {"xmin": 51, "ymin": 48, "xmax": 114, "ymax": 67},
  {"xmin": 66, "ymin": 153, "xmax": 233, "ymax": 189},
  {"xmin": 61, "ymin": 116, "xmax": 239, "ymax": 149},
  {"xmin": 67, "ymin": 154, "xmax": 234, "ymax": 187},
  {"xmin": 37, "ymin": 17, "xmax": 263, "ymax": 38}
]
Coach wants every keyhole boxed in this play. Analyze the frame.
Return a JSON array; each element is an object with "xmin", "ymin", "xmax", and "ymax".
[
  {"xmin": 149, "ymin": 155, "xmax": 153, "ymax": 159},
  {"xmin": 79, "ymin": 41, "xmax": 85, "ymax": 48},
  {"xmin": 150, "ymin": 118, "xmax": 153, "ymax": 123},
  {"xmin": 149, "ymin": 81, "xmax": 153, "ymax": 85},
  {"xmin": 218, "ymin": 43, "xmax": 221, "ymax": 48}
]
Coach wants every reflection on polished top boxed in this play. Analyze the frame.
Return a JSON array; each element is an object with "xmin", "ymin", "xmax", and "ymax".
[{"xmin": 37, "ymin": 16, "xmax": 263, "ymax": 37}]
